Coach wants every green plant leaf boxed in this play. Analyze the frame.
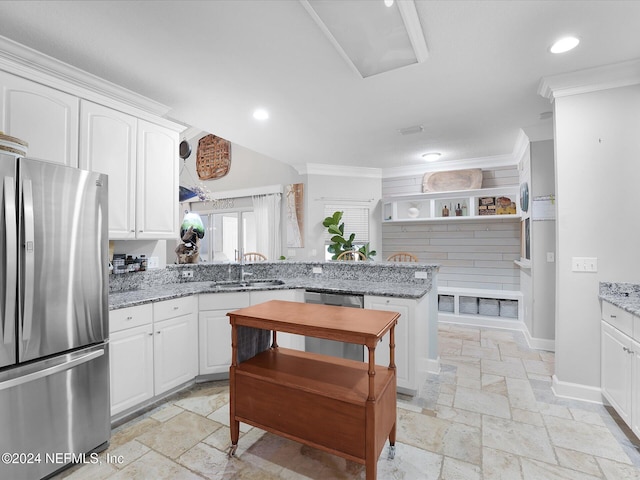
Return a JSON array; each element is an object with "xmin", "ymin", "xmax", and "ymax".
[{"xmin": 328, "ymin": 225, "xmax": 342, "ymax": 235}]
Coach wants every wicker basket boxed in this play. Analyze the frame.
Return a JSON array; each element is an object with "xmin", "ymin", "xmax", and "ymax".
[
  {"xmin": 196, "ymin": 134, "xmax": 231, "ymax": 180},
  {"xmin": 0, "ymin": 132, "xmax": 28, "ymax": 157}
]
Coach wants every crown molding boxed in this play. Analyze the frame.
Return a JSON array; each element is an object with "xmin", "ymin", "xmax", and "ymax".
[
  {"xmin": 0, "ymin": 35, "xmax": 184, "ymax": 130},
  {"xmin": 539, "ymin": 58, "xmax": 640, "ymax": 101},
  {"xmin": 397, "ymin": 0, "xmax": 429, "ymax": 63},
  {"xmin": 295, "ymin": 162, "xmax": 382, "ymax": 179},
  {"xmin": 382, "ymin": 129, "xmax": 529, "ymax": 179}
]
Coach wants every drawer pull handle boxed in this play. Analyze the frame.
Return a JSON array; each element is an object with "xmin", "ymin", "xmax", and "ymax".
[
  {"xmin": 173, "ymin": 306, "xmax": 179, "ymax": 310},
  {"xmin": 610, "ymin": 315, "xmax": 617, "ymax": 318}
]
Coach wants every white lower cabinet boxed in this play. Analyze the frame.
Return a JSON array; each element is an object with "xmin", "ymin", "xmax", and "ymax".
[
  {"xmin": 601, "ymin": 301, "xmax": 640, "ymax": 438},
  {"xmin": 109, "ymin": 304, "xmax": 154, "ymax": 416},
  {"xmin": 365, "ymin": 296, "xmax": 413, "ymax": 392},
  {"xmin": 109, "ymin": 296, "xmax": 197, "ymax": 417},
  {"xmin": 199, "ymin": 292, "xmax": 250, "ymax": 376}
]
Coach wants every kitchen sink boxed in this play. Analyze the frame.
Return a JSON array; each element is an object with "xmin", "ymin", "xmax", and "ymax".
[{"xmin": 211, "ymin": 279, "xmax": 285, "ymax": 290}]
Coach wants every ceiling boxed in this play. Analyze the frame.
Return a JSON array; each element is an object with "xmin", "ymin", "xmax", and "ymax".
[{"xmin": 0, "ymin": 1, "xmax": 639, "ymax": 172}]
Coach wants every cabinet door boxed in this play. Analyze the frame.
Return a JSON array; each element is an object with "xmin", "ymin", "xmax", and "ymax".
[
  {"xmin": 365, "ymin": 296, "xmax": 413, "ymax": 391},
  {"xmin": 0, "ymin": 71, "xmax": 78, "ymax": 166},
  {"xmin": 251, "ymin": 289, "xmax": 305, "ymax": 351},
  {"xmin": 136, "ymin": 119, "xmax": 178, "ymax": 239},
  {"xmin": 110, "ymin": 324, "xmax": 154, "ymax": 416},
  {"xmin": 632, "ymin": 339, "xmax": 640, "ymax": 438},
  {"xmin": 79, "ymin": 101, "xmax": 137, "ymax": 239},
  {"xmin": 199, "ymin": 309, "xmax": 233, "ymax": 375},
  {"xmin": 153, "ymin": 313, "xmax": 198, "ymax": 395},
  {"xmin": 601, "ymin": 321, "xmax": 632, "ymax": 423}
]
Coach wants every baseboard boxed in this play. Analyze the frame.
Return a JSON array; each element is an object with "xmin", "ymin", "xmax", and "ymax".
[
  {"xmin": 439, "ymin": 312, "xmax": 526, "ymax": 331},
  {"xmin": 426, "ymin": 356, "xmax": 441, "ymax": 375},
  {"xmin": 551, "ymin": 374, "xmax": 603, "ymax": 404},
  {"xmin": 523, "ymin": 327, "xmax": 556, "ymax": 352}
]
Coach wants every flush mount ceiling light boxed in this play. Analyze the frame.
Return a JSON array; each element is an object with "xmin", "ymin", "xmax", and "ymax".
[
  {"xmin": 384, "ymin": 0, "xmax": 394, "ymax": 7},
  {"xmin": 422, "ymin": 152, "xmax": 441, "ymax": 162},
  {"xmin": 300, "ymin": 0, "xmax": 428, "ymax": 78},
  {"xmin": 252, "ymin": 108, "xmax": 269, "ymax": 121},
  {"xmin": 550, "ymin": 36, "xmax": 580, "ymax": 54}
]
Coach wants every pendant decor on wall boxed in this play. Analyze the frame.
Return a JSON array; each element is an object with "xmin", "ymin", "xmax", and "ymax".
[
  {"xmin": 422, "ymin": 168, "xmax": 482, "ymax": 193},
  {"xmin": 196, "ymin": 134, "xmax": 231, "ymax": 180},
  {"xmin": 286, "ymin": 183, "xmax": 304, "ymax": 248}
]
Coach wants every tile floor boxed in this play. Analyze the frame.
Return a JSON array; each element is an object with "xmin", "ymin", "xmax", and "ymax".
[{"xmin": 53, "ymin": 324, "xmax": 640, "ymax": 479}]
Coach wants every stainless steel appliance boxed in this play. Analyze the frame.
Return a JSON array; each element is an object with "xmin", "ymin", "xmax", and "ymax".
[
  {"xmin": 304, "ymin": 290, "xmax": 364, "ymax": 361},
  {"xmin": 0, "ymin": 153, "xmax": 110, "ymax": 480}
]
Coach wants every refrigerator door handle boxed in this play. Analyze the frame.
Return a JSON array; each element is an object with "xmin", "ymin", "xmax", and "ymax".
[
  {"xmin": 0, "ymin": 348, "xmax": 104, "ymax": 392},
  {"xmin": 21, "ymin": 178, "xmax": 35, "ymax": 341},
  {"xmin": 2, "ymin": 177, "xmax": 17, "ymax": 345}
]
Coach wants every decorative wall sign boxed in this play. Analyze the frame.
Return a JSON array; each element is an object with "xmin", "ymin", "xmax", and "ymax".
[
  {"xmin": 196, "ymin": 134, "xmax": 231, "ymax": 180},
  {"xmin": 286, "ymin": 183, "xmax": 304, "ymax": 247}
]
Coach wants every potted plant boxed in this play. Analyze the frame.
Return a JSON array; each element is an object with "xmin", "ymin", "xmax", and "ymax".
[{"xmin": 322, "ymin": 211, "xmax": 376, "ymax": 260}]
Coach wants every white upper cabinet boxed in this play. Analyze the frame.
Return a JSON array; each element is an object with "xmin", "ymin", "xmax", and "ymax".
[
  {"xmin": 0, "ymin": 71, "xmax": 78, "ymax": 166},
  {"xmin": 79, "ymin": 101, "xmax": 179, "ymax": 240},
  {"xmin": 79, "ymin": 100, "xmax": 137, "ymax": 239},
  {"xmin": 136, "ymin": 119, "xmax": 179, "ymax": 239}
]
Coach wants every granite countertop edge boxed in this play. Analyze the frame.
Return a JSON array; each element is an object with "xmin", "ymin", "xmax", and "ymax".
[
  {"xmin": 599, "ymin": 293, "xmax": 640, "ymax": 317},
  {"xmin": 109, "ymin": 278, "xmax": 431, "ymax": 310}
]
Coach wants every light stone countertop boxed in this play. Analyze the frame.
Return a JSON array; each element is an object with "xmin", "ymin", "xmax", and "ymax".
[
  {"xmin": 599, "ymin": 281, "xmax": 640, "ymax": 316},
  {"xmin": 109, "ymin": 277, "xmax": 432, "ymax": 311}
]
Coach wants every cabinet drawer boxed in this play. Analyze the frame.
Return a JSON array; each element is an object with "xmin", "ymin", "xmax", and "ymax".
[
  {"xmin": 110, "ymin": 304, "xmax": 153, "ymax": 333},
  {"xmin": 153, "ymin": 296, "xmax": 196, "ymax": 322},
  {"xmin": 199, "ymin": 292, "xmax": 250, "ymax": 311},
  {"xmin": 602, "ymin": 301, "xmax": 633, "ymax": 337}
]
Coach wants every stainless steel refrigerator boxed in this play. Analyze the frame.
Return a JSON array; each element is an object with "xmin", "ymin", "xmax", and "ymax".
[{"xmin": 0, "ymin": 153, "xmax": 110, "ymax": 479}]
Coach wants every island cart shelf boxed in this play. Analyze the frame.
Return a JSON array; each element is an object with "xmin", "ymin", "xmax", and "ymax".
[{"xmin": 227, "ymin": 300, "xmax": 400, "ymax": 480}]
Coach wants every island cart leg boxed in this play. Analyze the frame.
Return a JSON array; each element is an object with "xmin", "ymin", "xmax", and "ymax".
[
  {"xmin": 365, "ymin": 345, "xmax": 377, "ymax": 480},
  {"xmin": 388, "ymin": 322, "xmax": 397, "ymax": 460},
  {"xmin": 228, "ymin": 322, "xmax": 239, "ymax": 457}
]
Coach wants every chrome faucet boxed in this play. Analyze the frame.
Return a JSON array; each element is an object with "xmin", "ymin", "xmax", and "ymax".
[{"xmin": 237, "ymin": 248, "xmax": 253, "ymax": 282}]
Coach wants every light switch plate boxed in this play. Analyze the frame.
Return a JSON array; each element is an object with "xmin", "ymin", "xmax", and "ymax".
[{"xmin": 572, "ymin": 257, "xmax": 598, "ymax": 272}]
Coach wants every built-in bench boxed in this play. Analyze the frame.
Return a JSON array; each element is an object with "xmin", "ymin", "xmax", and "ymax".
[{"xmin": 437, "ymin": 286, "xmax": 524, "ymax": 331}]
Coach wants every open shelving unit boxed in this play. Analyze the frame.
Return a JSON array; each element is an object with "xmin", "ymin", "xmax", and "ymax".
[{"xmin": 382, "ymin": 186, "xmax": 520, "ymax": 223}]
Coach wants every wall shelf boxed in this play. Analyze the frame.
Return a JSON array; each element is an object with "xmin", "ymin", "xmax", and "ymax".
[{"xmin": 382, "ymin": 186, "xmax": 520, "ymax": 223}]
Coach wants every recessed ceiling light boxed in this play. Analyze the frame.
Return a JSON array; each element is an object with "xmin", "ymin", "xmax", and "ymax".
[
  {"xmin": 422, "ymin": 152, "xmax": 441, "ymax": 162},
  {"xmin": 253, "ymin": 109, "xmax": 269, "ymax": 121},
  {"xmin": 550, "ymin": 36, "xmax": 580, "ymax": 54}
]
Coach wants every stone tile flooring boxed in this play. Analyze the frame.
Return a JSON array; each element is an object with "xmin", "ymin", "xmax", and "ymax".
[{"xmin": 53, "ymin": 324, "xmax": 640, "ymax": 479}]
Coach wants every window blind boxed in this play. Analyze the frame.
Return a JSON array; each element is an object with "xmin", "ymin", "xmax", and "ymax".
[{"xmin": 323, "ymin": 205, "xmax": 369, "ymax": 243}]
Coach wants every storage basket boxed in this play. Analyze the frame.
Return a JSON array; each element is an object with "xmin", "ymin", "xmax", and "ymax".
[
  {"xmin": 438, "ymin": 295, "xmax": 454, "ymax": 313},
  {"xmin": 500, "ymin": 300, "xmax": 518, "ymax": 318},
  {"xmin": 459, "ymin": 296, "xmax": 478, "ymax": 314},
  {"xmin": 478, "ymin": 298, "xmax": 499, "ymax": 316},
  {"xmin": 196, "ymin": 134, "xmax": 231, "ymax": 180},
  {"xmin": 0, "ymin": 132, "xmax": 28, "ymax": 157}
]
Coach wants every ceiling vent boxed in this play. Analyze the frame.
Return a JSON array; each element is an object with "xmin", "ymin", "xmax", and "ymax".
[
  {"xmin": 300, "ymin": 0, "xmax": 429, "ymax": 78},
  {"xmin": 398, "ymin": 125, "xmax": 424, "ymax": 135}
]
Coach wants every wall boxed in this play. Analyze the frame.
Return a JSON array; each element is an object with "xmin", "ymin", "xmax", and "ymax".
[
  {"xmin": 530, "ymin": 140, "xmax": 556, "ymax": 342},
  {"xmin": 382, "ymin": 167, "xmax": 520, "ymax": 290},
  {"xmin": 554, "ymin": 84, "xmax": 640, "ymax": 399},
  {"xmin": 305, "ymin": 173, "xmax": 382, "ymax": 261}
]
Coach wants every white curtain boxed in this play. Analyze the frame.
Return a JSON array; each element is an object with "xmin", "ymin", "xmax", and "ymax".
[{"xmin": 252, "ymin": 193, "xmax": 282, "ymax": 260}]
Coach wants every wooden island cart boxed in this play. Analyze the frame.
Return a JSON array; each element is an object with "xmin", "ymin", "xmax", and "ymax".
[{"xmin": 227, "ymin": 300, "xmax": 399, "ymax": 480}]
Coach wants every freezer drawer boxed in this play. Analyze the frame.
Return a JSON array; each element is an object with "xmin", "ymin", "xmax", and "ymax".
[{"xmin": 0, "ymin": 344, "xmax": 110, "ymax": 480}]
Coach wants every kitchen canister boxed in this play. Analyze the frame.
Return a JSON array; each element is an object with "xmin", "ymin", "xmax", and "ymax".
[{"xmin": 0, "ymin": 132, "xmax": 28, "ymax": 157}]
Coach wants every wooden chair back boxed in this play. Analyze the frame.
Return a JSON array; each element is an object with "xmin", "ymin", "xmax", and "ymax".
[
  {"xmin": 243, "ymin": 252, "xmax": 267, "ymax": 262},
  {"xmin": 386, "ymin": 252, "xmax": 418, "ymax": 262},
  {"xmin": 336, "ymin": 250, "xmax": 366, "ymax": 261}
]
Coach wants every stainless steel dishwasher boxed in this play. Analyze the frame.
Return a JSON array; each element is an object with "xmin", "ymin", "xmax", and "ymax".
[{"xmin": 304, "ymin": 291, "xmax": 364, "ymax": 361}]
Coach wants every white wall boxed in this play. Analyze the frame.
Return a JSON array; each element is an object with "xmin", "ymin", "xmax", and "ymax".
[{"xmin": 554, "ymin": 84, "xmax": 640, "ymax": 397}]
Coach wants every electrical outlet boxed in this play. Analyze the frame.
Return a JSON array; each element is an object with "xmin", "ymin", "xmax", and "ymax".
[
  {"xmin": 182, "ymin": 270, "xmax": 193, "ymax": 278},
  {"xmin": 312, "ymin": 267, "xmax": 323, "ymax": 274},
  {"xmin": 148, "ymin": 256, "xmax": 159, "ymax": 269}
]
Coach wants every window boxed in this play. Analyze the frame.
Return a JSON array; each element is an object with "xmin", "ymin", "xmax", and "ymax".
[
  {"xmin": 196, "ymin": 210, "xmax": 256, "ymax": 262},
  {"xmin": 323, "ymin": 205, "xmax": 370, "ymax": 260}
]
